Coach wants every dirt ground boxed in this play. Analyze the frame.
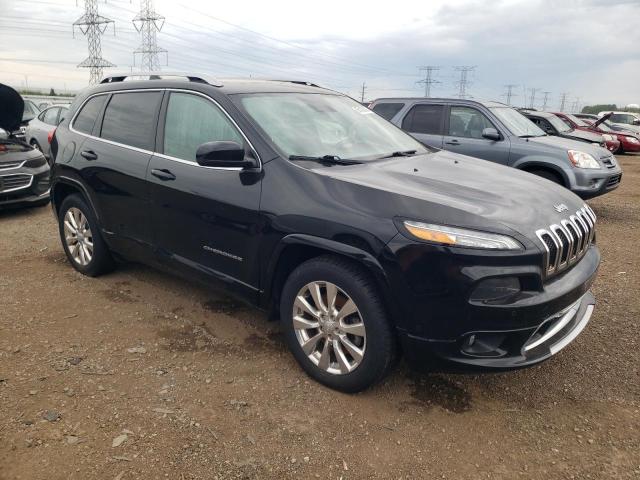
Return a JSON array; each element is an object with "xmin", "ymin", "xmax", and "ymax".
[{"xmin": 1, "ymin": 155, "xmax": 639, "ymax": 480}]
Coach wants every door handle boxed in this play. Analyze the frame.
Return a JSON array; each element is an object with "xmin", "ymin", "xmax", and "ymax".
[
  {"xmin": 445, "ymin": 139, "xmax": 461, "ymax": 145},
  {"xmin": 151, "ymin": 168, "xmax": 176, "ymax": 181},
  {"xmin": 80, "ymin": 150, "xmax": 98, "ymax": 161}
]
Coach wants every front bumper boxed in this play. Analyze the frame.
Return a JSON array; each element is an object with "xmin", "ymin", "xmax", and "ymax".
[
  {"xmin": 0, "ymin": 166, "xmax": 51, "ymax": 208},
  {"xmin": 400, "ymin": 291, "xmax": 595, "ymax": 369},
  {"xmin": 383, "ymin": 234, "xmax": 600, "ymax": 371},
  {"xmin": 572, "ymin": 165, "xmax": 622, "ymax": 199}
]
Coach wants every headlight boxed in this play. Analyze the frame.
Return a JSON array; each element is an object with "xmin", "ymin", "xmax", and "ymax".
[
  {"xmin": 567, "ymin": 150, "xmax": 600, "ymax": 169},
  {"xmin": 602, "ymin": 134, "xmax": 613, "ymax": 141},
  {"xmin": 402, "ymin": 221, "xmax": 523, "ymax": 250},
  {"xmin": 627, "ymin": 136, "xmax": 640, "ymax": 144}
]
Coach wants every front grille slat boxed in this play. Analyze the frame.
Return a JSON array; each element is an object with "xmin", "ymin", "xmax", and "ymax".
[
  {"xmin": 0, "ymin": 174, "xmax": 33, "ymax": 193},
  {"xmin": 536, "ymin": 204, "xmax": 595, "ymax": 278},
  {"xmin": 0, "ymin": 160, "xmax": 24, "ymax": 171}
]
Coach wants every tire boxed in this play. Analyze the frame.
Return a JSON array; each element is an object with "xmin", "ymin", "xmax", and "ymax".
[
  {"xmin": 280, "ymin": 255, "xmax": 396, "ymax": 393},
  {"xmin": 527, "ymin": 169, "xmax": 563, "ymax": 186},
  {"xmin": 58, "ymin": 194, "xmax": 114, "ymax": 277}
]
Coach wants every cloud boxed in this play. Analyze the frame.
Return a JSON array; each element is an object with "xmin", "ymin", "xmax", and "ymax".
[{"xmin": 0, "ymin": 0, "xmax": 637, "ymax": 107}]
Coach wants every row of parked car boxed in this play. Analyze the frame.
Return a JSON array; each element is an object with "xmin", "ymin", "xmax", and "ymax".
[{"xmin": 0, "ymin": 76, "xmax": 630, "ymax": 391}]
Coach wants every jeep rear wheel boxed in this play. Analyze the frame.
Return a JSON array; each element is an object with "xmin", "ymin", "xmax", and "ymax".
[
  {"xmin": 280, "ymin": 255, "xmax": 396, "ymax": 392},
  {"xmin": 58, "ymin": 194, "xmax": 115, "ymax": 277}
]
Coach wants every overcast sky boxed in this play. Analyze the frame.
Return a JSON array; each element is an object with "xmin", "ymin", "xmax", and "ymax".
[{"xmin": 0, "ymin": 0, "xmax": 638, "ymax": 108}]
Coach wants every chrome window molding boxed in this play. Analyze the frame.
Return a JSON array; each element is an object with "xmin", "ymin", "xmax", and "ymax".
[
  {"xmin": 0, "ymin": 173, "xmax": 34, "ymax": 193},
  {"xmin": 69, "ymin": 88, "xmax": 261, "ymax": 173}
]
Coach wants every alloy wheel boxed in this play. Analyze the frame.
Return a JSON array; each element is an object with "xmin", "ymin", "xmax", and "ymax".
[
  {"xmin": 292, "ymin": 281, "xmax": 366, "ymax": 375},
  {"xmin": 63, "ymin": 207, "xmax": 94, "ymax": 266}
]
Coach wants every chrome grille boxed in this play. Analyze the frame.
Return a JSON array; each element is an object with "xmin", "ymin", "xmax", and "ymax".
[
  {"xmin": 0, "ymin": 160, "xmax": 24, "ymax": 171},
  {"xmin": 0, "ymin": 174, "xmax": 33, "ymax": 193},
  {"xmin": 536, "ymin": 205, "xmax": 596, "ymax": 276}
]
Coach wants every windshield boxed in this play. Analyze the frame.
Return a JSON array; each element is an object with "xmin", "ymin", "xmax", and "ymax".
[
  {"xmin": 547, "ymin": 114, "xmax": 572, "ymax": 133},
  {"xmin": 596, "ymin": 121, "xmax": 612, "ymax": 132},
  {"xmin": 565, "ymin": 114, "xmax": 588, "ymax": 127},
  {"xmin": 235, "ymin": 93, "xmax": 428, "ymax": 161},
  {"xmin": 490, "ymin": 107, "xmax": 545, "ymax": 137}
]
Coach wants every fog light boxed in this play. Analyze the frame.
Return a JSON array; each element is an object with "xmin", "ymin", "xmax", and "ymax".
[{"xmin": 470, "ymin": 277, "xmax": 521, "ymax": 304}]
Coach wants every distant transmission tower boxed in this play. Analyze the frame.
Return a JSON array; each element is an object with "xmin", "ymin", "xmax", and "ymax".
[
  {"xmin": 503, "ymin": 84, "xmax": 518, "ymax": 105},
  {"xmin": 416, "ymin": 66, "xmax": 440, "ymax": 97},
  {"xmin": 541, "ymin": 91, "xmax": 551, "ymax": 111},
  {"xmin": 73, "ymin": 0, "xmax": 116, "ymax": 85},
  {"xmin": 571, "ymin": 97, "xmax": 581, "ymax": 113},
  {"xmin": 559, "ymin": 92, "xmax": 570, "ymax": 112},
  {"xmin": 528, "ymin": 88, "xmax": 540, "ymax": 109},
  {"xmin": 360, "ymin": 82, "xmax": 366, "ymax": 102},
  {"xmin": 133, "ymin": 0, "xmax": 167, "ymax": 71},
  {"xmin": 454, "ymin": 66, "xmax": 475, "ymax": 99}
]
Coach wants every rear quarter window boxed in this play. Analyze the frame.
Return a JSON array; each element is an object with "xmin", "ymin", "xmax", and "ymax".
[
  {"xmin": 401, "ymin": 104, "xmax": 444, "ymax": 135},
  {"xmin": 100, "ymin": 91, "xmax": 163, "ymax": 150},
  {"xmin": 73, "ymin": 95, "xmax": 108, "ymax": 135},
  {"xmin": 372, "ymin": 102, "xmax": 405, "ymax": 121}
]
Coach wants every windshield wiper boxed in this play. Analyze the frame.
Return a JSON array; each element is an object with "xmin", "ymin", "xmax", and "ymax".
[
  {"xmin": 288, "ymin": 155, "xmax": 362, "ymax": 165},
  {"xmin": 379, "ymin": 149, "xmax": 418, "ymax": 159},
  {"xmin": 519, "ymin": 134, "xmax": 544, "ymax": 138}
]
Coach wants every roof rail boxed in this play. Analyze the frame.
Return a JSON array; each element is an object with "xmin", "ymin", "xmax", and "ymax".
[
  {"xmin": 271, "ymin": 80, "xmax": 323, "ymax": 88},
  {"xmin": 100, "ymin": 72, "xmax": 223, "ymax": 87}
]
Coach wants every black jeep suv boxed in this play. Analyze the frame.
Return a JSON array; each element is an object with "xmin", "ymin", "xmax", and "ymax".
[{"xmin": 50, "ymin": 73, "xmax": 599, "ymax": 392}]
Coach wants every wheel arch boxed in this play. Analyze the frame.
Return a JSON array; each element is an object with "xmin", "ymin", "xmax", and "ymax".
[
  {"xmin": 514, "ymin": 159, "xmax": 570, "ymax": 187},
  {"xmin": 262, "ymin": 234, "xmax": 399, "ymax": 324},
  {"xmin": 51, "ymin": 176, "xmax": 101, "ymax": 222}
]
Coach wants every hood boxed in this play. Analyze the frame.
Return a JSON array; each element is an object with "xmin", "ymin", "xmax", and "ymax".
[
  {"xmin": 562, "ymin": 129, "xmax": 603, "ymax": 144},
  {"xmin": 311, "ymin": 150, "xmax": 586, "ymax": 239},
  {"xmin": 0, "ymin": 83, "xmax": 24, "ymax": 133},
  {"xmin": 527, "ymin": 134, "xmax": 612, "ymax": 159}
]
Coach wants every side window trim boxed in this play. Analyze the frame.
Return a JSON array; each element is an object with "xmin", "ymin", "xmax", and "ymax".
[
  {"xmin": 69, "ymin": 88, "xmax": 261, "ymax": 170},
  {"xmin": 156, "ymin": 89, "xmax": 262, "ymax": 170}
]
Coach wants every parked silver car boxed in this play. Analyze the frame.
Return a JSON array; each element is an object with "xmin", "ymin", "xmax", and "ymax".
[{"xmin": 25, "ymin": 105, "xmax": 68, "ymax": 160}]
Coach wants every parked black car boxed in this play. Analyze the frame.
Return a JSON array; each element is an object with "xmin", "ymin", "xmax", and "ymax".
[
  {"xmin": 50, "ymin": 73, "xmax": 599, "ymax": 392},
  {"xmin": 520, "ymin": 109, "xmax": 606, "ymax": 146},
  {"xmin": 0, "ymin": 84, "xmax": 51, "ymax": 209}
]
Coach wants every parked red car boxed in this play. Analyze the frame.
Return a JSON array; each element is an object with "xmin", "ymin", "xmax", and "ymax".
[
  {"xmin": 592, "ymin": 115, "xmax": 640, "ymax": 153},
  {"xmin": 552, "ymin": 112, "xmax": 621, "ymax": 153}
]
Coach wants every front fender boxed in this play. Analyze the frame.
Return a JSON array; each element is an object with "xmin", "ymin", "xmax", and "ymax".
[{"xmin": 261, "ymin": 233, "xmax": 401, "ymax": 324}]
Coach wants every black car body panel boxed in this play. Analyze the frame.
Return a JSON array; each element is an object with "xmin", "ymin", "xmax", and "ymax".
[{"xmin": 50, "ymin": 76, "xmax": 600, "ymax": 371}]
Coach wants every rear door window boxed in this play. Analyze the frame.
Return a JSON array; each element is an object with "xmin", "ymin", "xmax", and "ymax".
[
  {"xmin": 73, "ymin": 95, "xmax": 108, "ymax": 135},
  {"xmin": 372, "ymin": 102, "xmax": 405, "ymax": 121},
  {"xmin": 100, "ymin": 91, "xmax": 163, "ymax": 150},
  {"xmin": 401, "ymin": 104, "xmax": 444, "ymax": 134}
]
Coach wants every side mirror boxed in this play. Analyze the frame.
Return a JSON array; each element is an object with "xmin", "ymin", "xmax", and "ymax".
[
  {"xmin": 195, "ymin": 141, "xmax": 257, "ymax": 169},
  {"xmin": 633, "ymin": 119, "xmax": 640, "ymax": 126},
  {"xmin": 481, "ymin": 128, "xmax": 501, "ymax": 141}
]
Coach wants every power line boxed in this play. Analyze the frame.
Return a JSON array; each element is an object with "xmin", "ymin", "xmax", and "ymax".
[
  {"xmin": 416, "ymin": 66, "xmax": 440, "ymax": 98},
  {"xmin": 453, "ymin": 66, "xmax": 475, "ymax": 99},
  {"xmin": 73, "ymin": 0, "xmax": 116, "ymax": 84},
  {"xmin": 502, "ymin": 84, "xmax": 518, "ymax": 106},
  {"xmin": 132, "ymin": 0, "xmax": 167, "ymax": 71}
]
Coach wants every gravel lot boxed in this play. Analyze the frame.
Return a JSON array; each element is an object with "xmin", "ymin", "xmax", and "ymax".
[{"xmin": 1, "ymin": 155, "xmax": 639, "ymax": 480}]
